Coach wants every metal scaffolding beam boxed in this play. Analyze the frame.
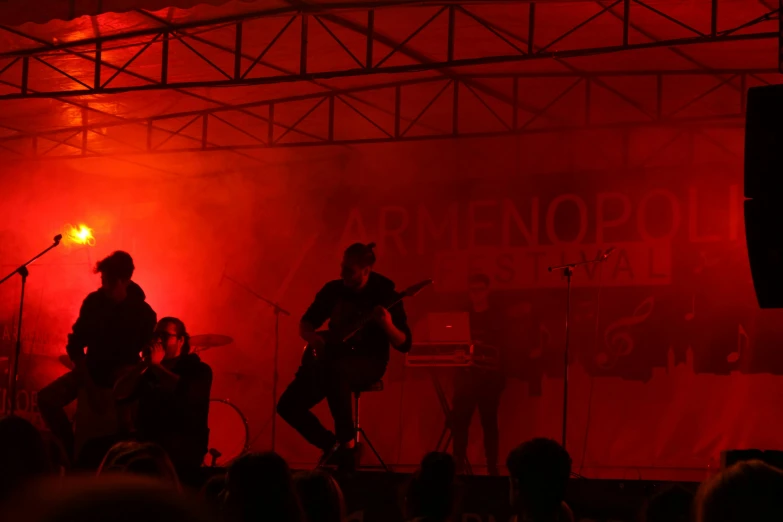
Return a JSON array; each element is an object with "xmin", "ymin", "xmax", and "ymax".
[
  {"xmin": 0, "ymin": 68, "xmax": 764, "ymax": 158},
  {"xmin": 0, "ymin": 0, "xmax": 775, "ymax": 100}
]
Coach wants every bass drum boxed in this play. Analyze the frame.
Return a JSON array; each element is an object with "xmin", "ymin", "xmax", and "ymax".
[{"xmin": 205, "ymin": 399, "xmax": 249, "ymax": 467}]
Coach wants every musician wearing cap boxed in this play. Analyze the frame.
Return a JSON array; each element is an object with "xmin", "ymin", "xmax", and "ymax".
[
  {"xmin": 114, "ymin": 317, "xmax": 212, "ymax": 477},
  {"xmin": 277, "ymin": 242, "xmax": 413, "ymax": 471}
]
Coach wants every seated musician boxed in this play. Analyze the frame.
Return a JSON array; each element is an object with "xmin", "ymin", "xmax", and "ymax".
[
  {"xmin": 38, "ymin": 251, "xmax": 157, "ymax": 466},
  {"xmin": 450, "ymin": 273, "xmax": 508, "ymax": 476},
  {"xmin": 277, "ymin": 242, "xmax": 412, "ymax": 471},
  {"xmin": 114, "ymin": 317, "xmax": 212, "ymax": 478}
]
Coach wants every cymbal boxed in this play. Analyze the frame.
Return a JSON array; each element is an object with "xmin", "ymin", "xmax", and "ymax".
[{"xmin": 190, "ymin": 334, "xmax": 234, "ymax": 352}]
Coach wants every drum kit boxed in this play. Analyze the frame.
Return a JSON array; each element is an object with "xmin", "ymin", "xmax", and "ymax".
[{"xmin": 190, "ymin": 333, "xmax": 250, "ymax": 467}]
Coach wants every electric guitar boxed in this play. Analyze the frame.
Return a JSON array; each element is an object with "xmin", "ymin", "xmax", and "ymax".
[
  {"xmin": 301, "ymin": 278, "xmax": 432, "ymax": 365},
  {"xmin": 58, "ymin": 356, "xmax": 138, "ymax": 460}
]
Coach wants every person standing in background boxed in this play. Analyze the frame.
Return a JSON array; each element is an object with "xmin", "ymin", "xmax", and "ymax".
[{"xmin": 449, "ymin": 273, "xmax": 509, "ymax": 475}]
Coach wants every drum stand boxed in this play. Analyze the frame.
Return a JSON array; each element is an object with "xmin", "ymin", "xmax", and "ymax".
[
  {"xmin": 222, "ymin": 274, "xmax": 290, "ymax": 452},
  {"xmin": 0, "ymin": 234, "xmax": 61, "ymax": 416},
  {"xmin": 208, "ymin": 448, "xmax": 222, "ymax": 467}
]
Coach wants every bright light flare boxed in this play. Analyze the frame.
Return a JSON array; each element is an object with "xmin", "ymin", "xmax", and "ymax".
[{"xmin": 64, "ymin": 224, "xmax": 95, "ymax": 246}]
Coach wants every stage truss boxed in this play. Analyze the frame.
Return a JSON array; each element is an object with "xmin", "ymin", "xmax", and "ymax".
[
  {"xmin": 0, "ymin": 0, "xmax": 777, "ymax": 161},
  {"xmin": 0, "ymin": 68, "xmax": 764, "ymax": 159},
  {"xmin": 0, "ymin": 0, "xmax": 776, "ymax": 98}
]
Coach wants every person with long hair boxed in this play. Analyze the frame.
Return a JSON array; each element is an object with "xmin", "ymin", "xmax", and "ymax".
[{"xmin": 114, "ymin": 317, "xmax": 212, "ymax": 478}]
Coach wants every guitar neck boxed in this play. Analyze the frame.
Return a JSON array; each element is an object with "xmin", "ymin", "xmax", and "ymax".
[{"xmin": 341, "ymin": 296, "xmax": 404, "ymax": 343}]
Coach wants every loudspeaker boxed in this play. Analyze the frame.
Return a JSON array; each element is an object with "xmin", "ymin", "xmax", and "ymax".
[
  {"xmin": 744, "ymin": 85, "xmax": 783, "ymax": 308},
  {"xmin": 745, "ymin": 85, "xmax": 783, "ymax": 198},
  {"xmin": 744, "ymin": 199, "xmax": 783, "ymax": 308}
]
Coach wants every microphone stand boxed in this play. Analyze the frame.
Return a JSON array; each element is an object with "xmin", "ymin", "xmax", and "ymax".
[
  {"xmin": 0, "ymin": 234, "xmax": 62, "ymax": 416},
  {"xmin": 548, "ymin": 248, "xmax": 613, "ymax": 450},
  {"xmin": 223, "ymin": 274, "xmax": 290, "ymax": 452}
]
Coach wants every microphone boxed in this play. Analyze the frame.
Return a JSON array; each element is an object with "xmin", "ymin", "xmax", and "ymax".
[{"xmin": 601, "ymin": 247, "xmax": 616, "ymax": 260}]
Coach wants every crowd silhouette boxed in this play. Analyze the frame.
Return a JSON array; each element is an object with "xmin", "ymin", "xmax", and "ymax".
[{"xmin": 0, "ymin": 413, "xmax": 780, "ymax": 522}]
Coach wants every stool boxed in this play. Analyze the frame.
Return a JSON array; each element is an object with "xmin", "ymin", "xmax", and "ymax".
[{"xmin": 354, "ymin": 380, "xmax": 390, "ymax": 472}]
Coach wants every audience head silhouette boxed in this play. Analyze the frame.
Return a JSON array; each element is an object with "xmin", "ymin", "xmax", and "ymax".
[
  {"xmin": 642, "ymin": 484, "xmax": 693, "ymax": 522},
  {"xmin": 697, "ymin": 459, "xmax": 783, "ymax": 522},
  {"xmin": 405, "ymin": 452, "xmax": 457, "ymax": 522},
  {"xmin": 294, "ymin": 470, "xmax": 345, "ymax": 522},
  {"xmin": 2, "ymin": 475, "xmax": 210, "ymax": 522},
  {"xmin": 0, "ymin": 415, "xmax": 50, "ymax": 500},
  {"xmin": 97, "ymin": 441, "xmax": 180, "ymax": 490},
  {"xmin": 507, "ymin": 438, "xmax": 572, "ymax": 522},
  {"xmin": 200, "ymin": 473, "xmax": 227, "ymax": 505},
  {"xmin": 224, "ymin": 452, "xmax": 303, "ymax": 522}
]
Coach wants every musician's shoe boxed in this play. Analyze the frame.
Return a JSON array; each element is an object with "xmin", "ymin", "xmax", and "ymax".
[
  {"xmin": 317, "ymin": 442, "xmax": 341, "ymax": 468},
  {"xmin": 337, "ymin": 442, "xmax": 362, "ymax": 473}
]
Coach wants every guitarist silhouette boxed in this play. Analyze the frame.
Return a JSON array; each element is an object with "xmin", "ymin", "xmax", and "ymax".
[
  {"xmin": 277, "ymin": 242, "xmax": 416, "ymax": 471},
  {"xmin": 37, "ymin": 251, "xmax": 156, "ymax": 467}
]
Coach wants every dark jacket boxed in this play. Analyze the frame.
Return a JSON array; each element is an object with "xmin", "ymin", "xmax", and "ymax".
[
  {"xmin": 302, "ymin": 271, "xmax": 413, "ymax": 364},
  {"xmin": 65, "ymin": 281, "xmax": 157, "ymax": 388},
  {"xmin": 136, "ymin": 353, "xmax": 213, "ymax": 471}
]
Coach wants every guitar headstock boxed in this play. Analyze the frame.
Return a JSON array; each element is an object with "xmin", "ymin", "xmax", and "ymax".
[{"xmin": 400, "ymin": 279, "xmax": 433, "ymax": 297}]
